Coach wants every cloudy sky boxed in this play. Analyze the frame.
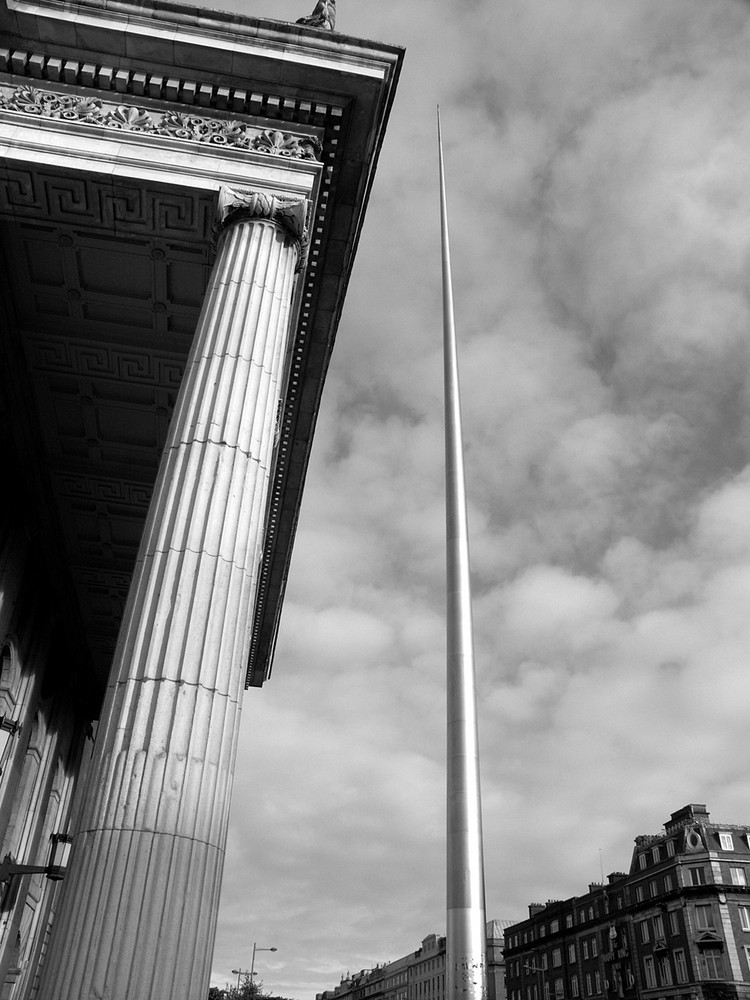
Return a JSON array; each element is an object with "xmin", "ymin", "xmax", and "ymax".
[{"xmin": 206, "ymin": 0, "xmax": 750, "ymax": 995}]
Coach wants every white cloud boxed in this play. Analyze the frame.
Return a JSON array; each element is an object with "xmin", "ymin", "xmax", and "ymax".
[{"xmin": 209, "ymin": 0, "xmax": 750, "ymax": 995}]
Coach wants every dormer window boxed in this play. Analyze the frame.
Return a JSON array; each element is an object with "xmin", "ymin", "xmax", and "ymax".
[
  {"xmin": 639, "ymin": 854, "xmax": 648, "ymax": 870},
  {"xmin": 720, "ymin": 832, "xmax": 734, "ymax": 851}
]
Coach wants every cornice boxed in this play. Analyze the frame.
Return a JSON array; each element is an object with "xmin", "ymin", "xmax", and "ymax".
[
  {"xmin": 0, "ymin": 83, "xmax": 324, "ymax": 162},
  {"xmin": 0, "ymin": 46, "xmax": 344, "ymax": 132},
  {"xmin": 4, "ymin": 0, "xmax": 403, "ymax": 72}
]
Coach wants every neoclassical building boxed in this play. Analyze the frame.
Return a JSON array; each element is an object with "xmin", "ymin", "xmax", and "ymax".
[{"xmin": 0, "ymin": 0, "xmax": 402, "ymax": 996}]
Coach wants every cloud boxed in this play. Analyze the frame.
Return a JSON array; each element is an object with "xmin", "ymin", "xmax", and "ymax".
[{"xmin": 209, "ymin": 1, "xmax": 750, "ymax": 995}]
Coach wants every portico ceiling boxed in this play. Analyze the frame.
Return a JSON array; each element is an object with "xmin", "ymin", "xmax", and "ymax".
[{"xmin": 0, "ymin": 196, "xmax": 213, "ymax": 695}]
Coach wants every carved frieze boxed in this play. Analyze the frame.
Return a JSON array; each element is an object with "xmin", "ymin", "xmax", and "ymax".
[{"xmin": 0, "ymin": 85, "xmax": 323, "ymax": 160}]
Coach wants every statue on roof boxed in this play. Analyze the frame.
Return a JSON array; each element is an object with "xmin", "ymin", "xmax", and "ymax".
[{"xmin": 296, "ymin": 0, "xmax": 336, "ymax": 30}]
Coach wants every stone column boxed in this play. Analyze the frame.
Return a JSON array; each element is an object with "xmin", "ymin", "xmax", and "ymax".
[{"xmin": 38, "ymin": 188, "xmax": 306, "ymax": 1000}]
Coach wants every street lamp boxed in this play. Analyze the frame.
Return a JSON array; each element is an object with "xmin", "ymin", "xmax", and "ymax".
[
  {"xmin": 251, "ymin": 943, "xmax": 278, "ymax": 980},
  {"xmin": 232, "ymin": 968, "xmax": 251, "ymax": 991},
  {"xmin": 0, "ymin": 832, "xmax": 73, "ymax": 882},
  {"xmin": 0, "ymin": 716, "xmax": 20, "ymax": 775}
]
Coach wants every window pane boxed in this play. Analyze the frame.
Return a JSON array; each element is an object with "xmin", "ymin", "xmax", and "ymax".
[
  {"xmin": 690, "ymin": 867, "xmax": 706, "ymax": 886},
  {"xmin": 674, "ymin": 950, "xmax": 688, "ymax": 984},
  {"xmin": 700, "ymin": 949, "xmax": 724, "ymax": 980},
  {"xmin": 731, "ymin": 867, "xmax": 747, "ymax": 887},
  {"xmin": 644, "ymin": 958, "xmax": 656, "ymax": 989}
]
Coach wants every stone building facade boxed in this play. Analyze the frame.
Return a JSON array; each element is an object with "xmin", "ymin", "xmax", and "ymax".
[
  {"xmin": 504, "ymin": 805, "xmax": 750, "ymax": 1000},
  {"xmin": 0, "ymin": 0, "xmax": 402, "ymax": 997},
  {"xmin": 317, "ymin": 924, "xmax": 510, "ymax": 1000}
]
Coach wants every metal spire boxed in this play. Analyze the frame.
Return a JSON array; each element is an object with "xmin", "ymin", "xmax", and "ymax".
[{"xmin": 438, "ymin": 107, "xmax": 488, "ymax": 1000}]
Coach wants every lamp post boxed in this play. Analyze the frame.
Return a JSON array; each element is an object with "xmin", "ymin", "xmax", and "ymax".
[
  {"xmin": 232, "ymin": 969, "xmax": 251, "ymax": 992},
  {"xmin": 250, "ymin": 943, "xmax": 278, "ymax": 980}
]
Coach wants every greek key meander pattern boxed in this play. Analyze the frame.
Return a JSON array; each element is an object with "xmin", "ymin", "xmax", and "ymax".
[
  {"xmin": 28, "ymin": 340, "xmax": 185, "ymax": 386},
  {"xmin": 0, "ymin": 85, "xmax": 323, "ymax": 160},
  {"xmin": 0, "ymin": 168, "xmax": 218, "ymax": 238}
]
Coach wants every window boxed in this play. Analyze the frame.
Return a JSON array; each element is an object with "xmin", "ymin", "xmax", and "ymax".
[
  {"xmin": 663, "ymin": 874, "xmax": 673, "ymax": 892},
  {"xmin": 643, "ymin": 957, "xmax": 657, "ymax": 990},
  {"xmin": 658, "ymin": 957, "xmax": 672, "ymax": 987},
  {"xmin": 566, "ymin": 915, "xmax": 574, "ymax": 930},
  {"xmin": 591, "ymin": 937, "xmax": 598, "ymax": 958},
  {"xmin": 674, "ymin": 950, "xmax": 688, "ymax": 984},
  {"xmin": 571, "ymin": 975, "xmax": 579, "ymax": 998},
  {"xmin": 690, "ymin": 867, "xmax": 706, "ymax": 886},
  {"xmin": 720, "ymin": 832, "xmax": 734, "ymax": 851},
  {"xmin": 582, "ymin": 941, "xmax": 589, "ymax": 960},
  {"xmin": 544, "ymin": 983, "xmax": 550, "ymax": 1000},
  {"xmin": 540, "ymin": 926, "xmax": 546, "ymax": 938},
  {"xmin": 588, "ymin": 907, "xmax": 594, "ymax": 921},
  {"xmin": 730, "ymin": 867, "xmax": 747, "ymax": 886},
  {"xmin": 550, "ymin": 920, "xmax": 559, "ymax": 934},
  {"xmin": 740, "ymin": 905, "xmax": 750, "ymax": 932},
  {"xmin": 552, "ymin": 949, "xmax": 562, "ymax": 968},
  {"xmin": 653, "ymin": 914, "xmax": 664, "ymax": 940},
  {"xmin": 635, "ymin": 886, "xmax": 644, "ymax": 903},
  {"xmin": 640, "ymin": 921, "xmax": 649, "ymax": 944},
  {"xmin": 651, "ymin": 846, "xmax": 660, "ymax": 864},
  {"xmin": 639, "ymin": 854, "xmax": 648, "ymax": 870},
  {"xmin": 669, "ymin": 910, "xmax": 679, "ymax": 935},
  {"xmin": 700, "ymin": 948, "xmax": 724, "ymax": 980},
  {"xmin": 594, "ymin": 972, "xmax": 601, "ymax": 994},
  {"xmin": 585, "ymin": 974, "xmax": 592, "ymax": 997},
  {"xmin": 555, "ymin": 980, "xmax": 563, "ymax": 999},
  {"xmin": 666, "ymin": 840, "xmax": 675, "ymax": 857},
  {"xmin": 568, "ymin": 945, "xmax": 576, "ymax": 964},
  {"xmin": 696, "ymin": 905, "xmax": 714, "ymax": 930},
  {"xmin": 649, "ymin": 880, "xmax": 658, "ymax": 898},
  {"xmin": 541, "ymin": 954, "xmax": 548, "ymax": 971}
]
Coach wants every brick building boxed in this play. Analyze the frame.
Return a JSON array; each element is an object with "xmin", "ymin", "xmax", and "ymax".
[{"xmin": 504, "ymin": 804, "xmax": 750, "ymax": 1000}]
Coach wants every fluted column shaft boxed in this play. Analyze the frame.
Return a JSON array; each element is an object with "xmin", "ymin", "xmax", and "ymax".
[{"xmin": 38, "ymin": 200, "xmax": 302, "ymax": 1000}]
